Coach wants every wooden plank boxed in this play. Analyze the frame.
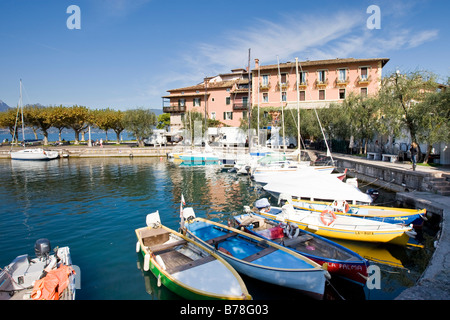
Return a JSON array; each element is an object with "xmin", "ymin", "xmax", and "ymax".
[
  {"xmin": 206, "ymin": 232, "xmax": 238, "ymax": 245},
  {"xmin": 242, "ymin": 246, "xmax": 278, "ymax": 262},
  {"xmin": 150, "ymin": 239, "xmax": 187, "ymax": 254},
  {"xmin": 167, "ymin": 255, "xmax": 216, "ymax": 274}
]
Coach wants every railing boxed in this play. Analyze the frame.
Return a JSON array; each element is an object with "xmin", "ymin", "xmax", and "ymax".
[
  {"xmin": 233, "ymin": 103, "xmax": 249, "ymax": 110},
  {"xmin": 336, "ymin": 76, "xmax": 350, "ymax": 86},
  {"xmin": 163, "ymin": 106, "xmax": 186, "ymax": 113},
  {"xmin": 315, "ymin": 78, "xmax": 328, "ymax": 87},
  {"xmin": 276, "ymin": 81, "xmax": 289, "ymax": 90},
  {"xmin": 357, "ymin": 75, "xmax": 372, "ymax": 84},
  {"xmin": 259, "ymin": 82, "xmax": 270, "ymax": 90}
]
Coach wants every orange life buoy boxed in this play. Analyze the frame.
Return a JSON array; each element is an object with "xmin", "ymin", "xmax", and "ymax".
[{"xmin": 320, "ymin": 210, "xmax": 336, "ymax": 226}]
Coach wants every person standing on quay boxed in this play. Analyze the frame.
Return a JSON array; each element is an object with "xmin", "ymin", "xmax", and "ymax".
[{"xmin": 410, "ymin": 142, "xmax": 418, "ymax": 171}]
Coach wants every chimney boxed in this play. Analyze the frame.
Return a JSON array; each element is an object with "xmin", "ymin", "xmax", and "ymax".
[{"xmin": 255, "ymin": 58, "xmax": 259, "ymax": 69}]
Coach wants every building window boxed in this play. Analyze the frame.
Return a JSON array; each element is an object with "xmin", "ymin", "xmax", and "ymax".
[
  {"xmin": 361, "ymin": 87, "xmax": 368, "ymax": 97},
  {"xmin": 300, "ymin": 91, "xmax": 305, "ymax": 101},
  {"xmin": 242, "ymin": 96, "xmax": 248, "ymax": 107},
  {"xmin": 338, "ymin": 69, "xmax": 347, "ymax": 82},
  {"xmin": 280, "ymin": 73, "xmax": 287, "ymax": 84},
  {"xmin": 318, "ymin": 70, "xmax": 326, "ymax": 83},
  {"xmin": 339, "ymin": 89, "xmax": 345, "ymax": 99},
  {"xmin": 360, "ymin": 67, "xmax": 368, "ymax": 80},
  {"xmin": 282, "ymin": 91, "xmax": 287, "ymax": 102},
  {"xmin": 319, "ymin": 90, "xmax": 325, "ymax": 100},
  {"xmin": 226, "ymin": 88, "xmax": 230, "ymax": 92},
  {"xmin": 224, "ymin": 112, "xmax": 233, "ymax": 120},
  {"xmin": 242, "ymin": 111, "xmax": 247, "ymax": 119},
  {"xmin": 299, "ymin": 72, "xmax": 307, "ymax": 84},
  {"xmin": 226, "ymin": 97, "xmax": 230, "ymax": 105},
  {"xmin": 193, "ymin": 98, "xmax": 201, "ymax": 106},
  {"xmin": 211, "ymin": 112, "xmax": 216, "ymax": 120},
  {"xmin": 178, "ymin": 99, "xmax": 186, "ymax": 107},
  {"xmin": 263, "ymin": 92, "xmax": 268, "ymax": 102},
  {"xmin": 262, "ymin": 75, "xmax": 269, "ymax": 86}
]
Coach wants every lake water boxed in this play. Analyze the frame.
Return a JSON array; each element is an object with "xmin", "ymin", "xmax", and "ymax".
[{"xmin": 0, "ymin": 157, "xmax": 437, "ymax": 300}]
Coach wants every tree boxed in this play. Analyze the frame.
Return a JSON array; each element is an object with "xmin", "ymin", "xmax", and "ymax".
[
  {"xmin": 156, "ymin": 113, "xmax": 170, "ymax": 130},
  {"xmin": 123, "ymin": 108, "xmax": 156, "ymax": 147},
  {"xmin": 415, "ymin": 81, "xmax": 450, "ymax": 163},
  {"xmin": 379, "ymin": 70, "xmax": 440, "ymax": 156},
  {"xmin": 64, "ymin": 105, "xmax": 92, "ymax": 144},
  {"xmin": 92, "ymin": 108, "xmax": 125, "ymax": 143},
  {"xmin": 23, "ymin": 105, "xmax": 53, "ymax": 145},
  {"xmin": 0, "ymin": 108, "xmax": 21, "ymax": 143},
  {"xmin": 49, "ymin": 105, "xmax": 70, "ymax": 141}
]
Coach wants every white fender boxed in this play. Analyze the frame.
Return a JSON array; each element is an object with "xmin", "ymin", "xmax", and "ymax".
[
  {"xmin": 155, "ymin": 255, "xmax": 166, "ymax": 270},
  {"xmin": 143, "ymin": 254, "xmax": 150, "ymax": 271},
  {"xmin": 136, "ymin": 241, "xmax": 141, "ymax": 253},
  {"xmin": 288, "ymin": 223, "xmax": 300, "ymax": 239}
]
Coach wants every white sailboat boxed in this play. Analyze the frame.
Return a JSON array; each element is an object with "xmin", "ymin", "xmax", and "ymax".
[{"xmin": 10, "ymin": 80, "xmax": 59, "ymax": 161}]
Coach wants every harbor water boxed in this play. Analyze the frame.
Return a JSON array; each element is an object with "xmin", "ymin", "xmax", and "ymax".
[{"xmin": 0, "ymin": 157, "xmax": 437, "ymax": 300}]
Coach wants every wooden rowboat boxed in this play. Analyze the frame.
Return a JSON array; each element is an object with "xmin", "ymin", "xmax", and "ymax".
[
  {"xmin": 181, "ymin": 208, "xmax": 329, "ymax": 300},
  {"xmin": 135, "ymin": 211, "xmax": 251, "ymax": 300},
  {"xmin": 234, "ymin": 212, "xmax": 369, "ymax": 285}
]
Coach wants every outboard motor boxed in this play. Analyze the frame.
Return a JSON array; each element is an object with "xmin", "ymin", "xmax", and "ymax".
[
  {"xmin": 366, "ymin": 189, "xmax": 379, "ymax": 202},
  {"xmin": 34, "ymin": 238, "xmax": 51, "ymax": 260}
]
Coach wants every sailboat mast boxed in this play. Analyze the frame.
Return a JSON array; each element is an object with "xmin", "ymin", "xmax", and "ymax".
[
  {"xmin": 277, "ymin": 56, "xmax": 286, "ymax": 152},
  {"xmin": 20, "ymin": 79, "xmax": 25, "ymax": 146},
  {"xmin": 257, "ymin": 59, "xmax": 260, "ymax": 146},
  {"xmin": 247, "ymin": 48, "xmax": 251, "ymax": 153},
  {"xmin": 295, "ymin": 58, "xmax": 301, "ymax": 161}
]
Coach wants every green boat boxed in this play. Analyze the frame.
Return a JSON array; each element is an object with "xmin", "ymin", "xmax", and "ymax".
[{"xmin": 135, "ymin": 211, "xmax": 251, "ymax": 300}]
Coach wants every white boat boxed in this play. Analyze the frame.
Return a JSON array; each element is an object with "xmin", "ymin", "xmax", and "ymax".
[
  {"xmin": 0, "ymin": 239, "xmax": 76, "ymax": 300},
  {"xmin": 9, "ymin": 80, "xmax": 59, "ymax": 161},
  {"xmin": 11, "ymin": 148, "xmax": 59, "ymax": 161},
  {"xmin": 263, "ymin": 169, "xmax": 373, "ymax": 204}
]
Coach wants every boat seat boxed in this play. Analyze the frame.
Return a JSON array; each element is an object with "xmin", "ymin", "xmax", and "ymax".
[
  {"xmin": 166, "ymin": 255, "xmax": 216, "ymax": 274},
  {"xmin": 242, "ymin": 247, "xmax": 277, "ymax": 262},
  {"xmin": 149, "ymin": 239, "xmax": 187, "ymax": 254},
  {"xmin": 206, "ymin": 232, "xmax": 238, "ymax": 245}
]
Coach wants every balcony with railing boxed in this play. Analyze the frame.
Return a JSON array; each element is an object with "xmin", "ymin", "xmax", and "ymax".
[
  {"xmin": 259, "ymin": 81, "xmax": 271, "ymax": 90},
  {"xmin": 276, "ymin": 81, "xmax": 289, "ymax": 90},
  {"xmin": 315, "ymin": 78, "xmax": 328, "ymax": 88},
  {"xmin": 163, "ymin": 105, "xmax": 186, "ymax": 113},
  {"xmin": 357, "ymin": 75, "xmax": 372, "ymax": 85},
  {"xmin": 233, "ymin": 102, "xmax": 249, "ymax": 111},
  {"xmin": 297, "ymin": 80, "xmax": 308, "ymax": 89},
  {"xmin": 336, "ymin": 76, "xmax": 350, "ymax": 86}
]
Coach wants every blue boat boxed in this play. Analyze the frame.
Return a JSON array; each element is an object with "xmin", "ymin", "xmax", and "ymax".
[
  {"xmin": 234, "ymin": 211, "xmax": 369, "ymax": 285},
  {"xmin": 181, "ymin": 207, "xmax": 329, "ymax": 300}
]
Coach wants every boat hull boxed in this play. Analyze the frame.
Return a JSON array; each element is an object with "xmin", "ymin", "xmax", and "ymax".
[
  {"xmin": 11, "ymin": 148, "xmax": 59, "ymax": 161},
  {"xmin": 292, "ymin": 199, "xmax": 426, "ymax": 226},
  {"xmin": 184, "ymin": 218, "xmax": 327, "ymax": 300}
]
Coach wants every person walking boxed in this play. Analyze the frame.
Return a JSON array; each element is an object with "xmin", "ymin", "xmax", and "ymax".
[{"xmin": 410, "ymin": 142, "xmax": 418, "ymax": 171}]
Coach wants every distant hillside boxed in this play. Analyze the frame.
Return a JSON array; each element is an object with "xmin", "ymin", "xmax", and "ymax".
[
  {"xmin": 151, "ymin": 108, "xmax": 163, "ymax": 116},
  {"xmin": 0, "ymin": 100, "xmax": 11, "ymax": 112}
]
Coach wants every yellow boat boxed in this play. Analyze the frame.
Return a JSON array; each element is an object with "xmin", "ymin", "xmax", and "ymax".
[
  {"xmin": 250, "ymin": 201, "xmax": 417, "ymax": 246},
  {"xmin": 290, "ymin": 198, "xmax": 426, "ymax": 226}
]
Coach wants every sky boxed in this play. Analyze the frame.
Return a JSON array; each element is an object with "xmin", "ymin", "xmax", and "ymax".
[{"xmin": 0, "ymin": 0, "xmax": 448, "ymax": 111}]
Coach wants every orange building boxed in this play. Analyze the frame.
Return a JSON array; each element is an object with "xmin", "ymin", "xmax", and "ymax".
[{"xmin": 162, "ymin": 57, "xmax": 389, "ymax": 133}]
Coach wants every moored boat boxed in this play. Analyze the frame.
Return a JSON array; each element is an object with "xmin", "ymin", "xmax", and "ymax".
[
  {"xmin": 253, "ymin": 198, "xmax": 417, "ymax": 246},
  {"xmin": 10, "ymin": 148, "xmax": 59, "ymax": 161},
  {"xmin": 0, "ymin": 239, "xmax": 76, "ymax": 300},
  {"xmin": 234, "ymin": 211, "xmax": 369, "ymax": 285},
  {"xmin": 291, "ymin": 198, "xmax": 427, "ymax": 226},
  {"xmin": 181, "ymin": 207, "xmax": 329, "ymax": 300},
  {"xmin": 135, "ymin": 211, "xmax": 251, "ymax": 300}
]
